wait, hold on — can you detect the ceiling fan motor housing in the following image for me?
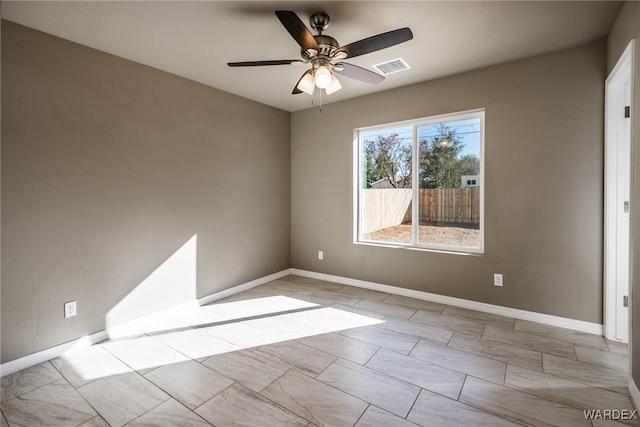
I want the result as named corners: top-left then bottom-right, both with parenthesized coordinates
top-left (302, 34), bottom-right (339, 60)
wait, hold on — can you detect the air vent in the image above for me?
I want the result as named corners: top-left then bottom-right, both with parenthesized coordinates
top-left (373, 57), bottom-right (411, 75)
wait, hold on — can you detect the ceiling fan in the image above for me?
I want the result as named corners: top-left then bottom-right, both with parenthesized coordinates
top-left (228, 10), bottom-right (413, 96)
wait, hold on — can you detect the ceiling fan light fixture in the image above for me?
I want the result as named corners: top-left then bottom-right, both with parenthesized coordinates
top-left (325, 74), bottom-right (342, 95)
top-left (436, 138), bottom-right (453, 148)
top-left (314, 65), bottom-right (333, 89)
top-left (297, 72), bottom-right (315, 95)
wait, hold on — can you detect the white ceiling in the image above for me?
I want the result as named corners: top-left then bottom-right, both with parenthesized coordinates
top-left (2, 1), bottom-right (622, 112)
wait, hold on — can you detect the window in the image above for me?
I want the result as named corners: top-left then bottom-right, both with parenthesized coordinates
top-left (356, 109), bottom-right (484, 253)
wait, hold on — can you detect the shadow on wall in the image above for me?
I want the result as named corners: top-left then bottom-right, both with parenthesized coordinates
top-left (105, 235), bottom-right (198, 332)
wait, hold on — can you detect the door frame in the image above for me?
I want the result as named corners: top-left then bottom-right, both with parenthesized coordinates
top-left (604, 39), bottom-right (635, 343)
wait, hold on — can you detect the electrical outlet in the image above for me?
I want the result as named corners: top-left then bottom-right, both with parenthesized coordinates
top-left (64, 301), bottom-right (77, 318)
top-left (318, 251), bottom-right (324, 260)
top-left (494, 273), bottom-right (504, 287)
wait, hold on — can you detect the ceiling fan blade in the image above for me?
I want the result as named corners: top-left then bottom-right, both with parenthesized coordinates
top-left (334, 62), bottom-right (385, 84)
top-left (275, 10), bottom-right (319, 52)
top-left (337, 27), bottom-right (413, 59)
top-left (227, 60), bottom-right (302, 67)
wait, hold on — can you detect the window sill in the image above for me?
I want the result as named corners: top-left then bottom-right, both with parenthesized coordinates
top-left (354, 240), bottom-right (484, 256)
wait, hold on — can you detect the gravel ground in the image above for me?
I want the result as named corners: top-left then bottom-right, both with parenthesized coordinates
top-left (364, 223), bottom-right (480, 247)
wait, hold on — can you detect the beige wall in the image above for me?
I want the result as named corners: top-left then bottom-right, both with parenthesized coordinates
top-left (1, 21), bottom-right (291, 363)
top-left (607, 0), bottom-right (640, 393)
top-left (291, 42), bottom-right (606, 324)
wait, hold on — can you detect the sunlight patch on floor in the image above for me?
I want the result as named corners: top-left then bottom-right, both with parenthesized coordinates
top-left (107, 295), bottom-right (320, 337)
top-left (61, 295), bottom-right (383, 383)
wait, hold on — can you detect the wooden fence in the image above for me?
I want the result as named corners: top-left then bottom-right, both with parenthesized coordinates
top-left (361, 189), bottom-right (412, 234)
top-left (418, 188), bottom-right (480, 225)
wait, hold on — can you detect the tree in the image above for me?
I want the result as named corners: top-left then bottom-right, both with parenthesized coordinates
top-left (418, 124), bottom-right (479, 188)
top-left (363, 134), bottom-right (412, 188)
top-left (457, 154), bottom-right (480, 176)
top-left (363, 125), bottom-right (479, 189)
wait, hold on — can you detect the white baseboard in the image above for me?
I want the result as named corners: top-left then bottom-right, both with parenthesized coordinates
top-left (0, 269), bottom-right (290, 377)
top-left (0, 330), bottom-right (109, 378)
top-left (630, 376), bottom-right (640, 410)
top-left (290, 269), bottom-right (604, 335)
top-left (197, 269), bottom-right (290, 306)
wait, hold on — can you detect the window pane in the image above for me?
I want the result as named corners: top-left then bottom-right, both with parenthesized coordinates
top-left (417, 117), bottom-right (481, 249)
top-left (360, 126), bottom-right (413, 244)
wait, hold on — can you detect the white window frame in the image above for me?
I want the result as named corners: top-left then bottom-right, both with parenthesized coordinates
top-left (354, 108), bottom-right (485, 254)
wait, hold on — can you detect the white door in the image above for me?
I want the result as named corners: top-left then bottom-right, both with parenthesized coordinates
top-left (615, 76), bottom-right (631, 341)
top-left (605, 40), bottom-right (634, 343)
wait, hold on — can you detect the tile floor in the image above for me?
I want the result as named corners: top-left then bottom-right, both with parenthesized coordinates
top-left (0, 275), bottom-right (636, 427)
